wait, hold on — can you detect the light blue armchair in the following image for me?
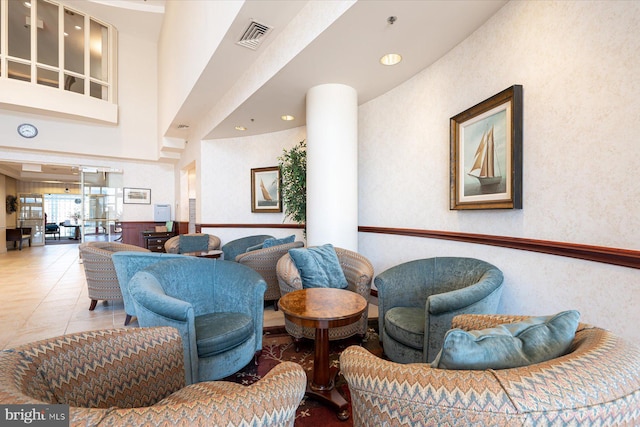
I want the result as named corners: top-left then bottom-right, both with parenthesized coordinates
top-left (221, 234), bottom-right (274, 262)
top-left (112, 251), bottom-right (185, 325)
top-left (375, 257), bottom-right (504, 364)
top-left (129, 257), bottom-right (267, 384)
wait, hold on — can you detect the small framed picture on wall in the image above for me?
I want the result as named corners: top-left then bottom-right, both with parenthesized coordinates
top-left (251, 167), bottom-right (282, 213)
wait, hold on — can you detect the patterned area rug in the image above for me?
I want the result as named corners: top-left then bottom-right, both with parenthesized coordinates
top-left (224, 322), bottom-right (383, 426)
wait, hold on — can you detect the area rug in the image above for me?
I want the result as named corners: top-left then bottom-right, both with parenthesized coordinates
top-left (224, 322), bottom-right (383, 426)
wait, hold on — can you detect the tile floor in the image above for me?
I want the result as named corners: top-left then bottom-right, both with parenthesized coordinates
top-left (0, 240), bottom-right (377, 350)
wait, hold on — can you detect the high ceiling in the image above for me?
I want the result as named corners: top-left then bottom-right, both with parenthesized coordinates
top-left (2, 0), bottom-right (508, 183)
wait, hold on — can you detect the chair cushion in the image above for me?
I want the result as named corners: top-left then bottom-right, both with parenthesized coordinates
top-left (288, 244), bottom-right (348, 289)
top-left (262, 235), bottom-right (295, 248)
top-left (179, 235), bottom-right (209, 253)
top-left (431, 310), bottom-right (580, 370)
top-left (194, 312), bottom-right (254, 357)
top-left (384, 307), bottom-right (425, 350)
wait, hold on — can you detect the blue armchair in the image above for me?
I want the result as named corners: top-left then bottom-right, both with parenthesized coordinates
top-left (221, 234), bottom-right (274, 262)
top-left (129, 257), bottom-right (267, 384)
top-left (112, 251), bottom-right (185, 325)
top-left (375, 257), bottom-right (504, 364)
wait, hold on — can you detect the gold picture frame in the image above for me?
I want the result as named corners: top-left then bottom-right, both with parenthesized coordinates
top-left (450, 85), bottom-right (523, 210)
top-left (251, 166), bottom-right (282, 213)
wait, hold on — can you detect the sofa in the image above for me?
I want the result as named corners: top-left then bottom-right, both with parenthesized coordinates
top-left (340, 313), bottom-right (640, 426)
top-left (0, 327), bottom-right (307, 427)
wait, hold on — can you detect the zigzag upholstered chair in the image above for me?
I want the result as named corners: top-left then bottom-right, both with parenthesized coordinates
top-left (340, 314), bottom-right (640, 426)
top-left (79, 242), bottom-right (150, 312)
top-left (164, 233), bottom-right (221, 255)
top-left (276, 247), bottom-right (374, 347)
top-left (0, 327), bottom-right (307, 427)
top-left (235, 240), bottom-right (304, 307)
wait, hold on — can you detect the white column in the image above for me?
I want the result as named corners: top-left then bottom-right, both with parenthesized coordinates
top-left (306, 84), bottom-right (358, 251)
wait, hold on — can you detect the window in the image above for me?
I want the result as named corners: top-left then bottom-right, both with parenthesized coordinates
top-left (0, 0), bottom-right (116, 102)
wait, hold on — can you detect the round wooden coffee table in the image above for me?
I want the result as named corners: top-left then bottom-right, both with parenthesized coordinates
top-left (278, 288), bottom-right (367, 421)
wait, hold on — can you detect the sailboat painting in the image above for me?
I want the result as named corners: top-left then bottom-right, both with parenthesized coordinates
top-left (251, 166), bottom-right (282, 213)
top-left (450, 85), bottom-right (523, 210)
top-left (463, 109), bottom-right (507, 196)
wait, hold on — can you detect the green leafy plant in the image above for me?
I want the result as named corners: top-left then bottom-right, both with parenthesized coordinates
top-left (278, 140), bottom-right (306, 229)
top-left (5, 195), bottom-right (17, 214)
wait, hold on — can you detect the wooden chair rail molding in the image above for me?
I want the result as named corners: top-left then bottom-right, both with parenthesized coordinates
top-left (199, 224), bottom-right (305, 229)
top-left (358, 226), bottom-right (640, 270)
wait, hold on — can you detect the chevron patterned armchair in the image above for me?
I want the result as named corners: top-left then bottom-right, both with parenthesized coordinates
top-left (340, 314), bottom-right (640, 426)
top-left (276, 247), bottom-right (374, 345)
top-left (0, 327), bottom-right (307, 427)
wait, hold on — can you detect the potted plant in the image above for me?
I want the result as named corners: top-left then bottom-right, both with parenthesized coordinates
top-left (5, 195), bottom-right (17, 214)
top-left (278, 140), bottom-right (306, 233)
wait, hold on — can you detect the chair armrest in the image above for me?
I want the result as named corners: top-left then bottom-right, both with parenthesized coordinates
top-left (339, 345), bottom-right (509, 410)
top-left (100, 361), bottom-right (307, 426)
top-left (130, 272), bottom-right (192, 321)
top-left (336, 248), bottom-right (374, 298)
top-left (427, 269), bottom-right (504, 315)
top-left (276, 254), bottom-right (304, 295)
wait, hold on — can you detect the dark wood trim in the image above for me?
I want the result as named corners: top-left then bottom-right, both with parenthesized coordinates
top-left (358, 226), bottom-right (640, 270)
top-left (198, 223), bottom-right (305, 229)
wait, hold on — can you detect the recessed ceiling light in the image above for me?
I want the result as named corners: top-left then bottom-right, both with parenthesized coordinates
top-left (75, 25), bottom-right (82, 30)
top-left (235, 126), bottom-right (247, 131)
top-left (24, 2), bottom-right (31, 8)
top-left (380, 53), bottom-right (402, 66)
top-left (281, 115), bottom-right (295, 121)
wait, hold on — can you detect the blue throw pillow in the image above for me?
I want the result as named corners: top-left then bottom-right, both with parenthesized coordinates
top-left (179, 234), bottom-right (209, 253)
top-left (262, 234), bottom-right (295, 248)
top-left (288, 244), bottom-right (348, 289)
top-left (431, 310), bottom-right (580, 370)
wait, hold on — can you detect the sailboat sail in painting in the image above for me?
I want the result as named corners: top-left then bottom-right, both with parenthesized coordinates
top-left (260, 179), bottom-right (273, 202)
top-left (468, 125), bottom-right (502, 189)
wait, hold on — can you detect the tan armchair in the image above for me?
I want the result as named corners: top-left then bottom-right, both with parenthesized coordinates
top-left (235, 240), bottom-right (304, 306)
top-left (276, 247), bottom-right (374, 344)
top-left (340, 314), bottom-right (640, 426)
top-left (79, 241), bottom-right (149, 314)
top-left (0, 327), bottom-right (307, 427)
top-left (164, 233), bottom-right (221, 255)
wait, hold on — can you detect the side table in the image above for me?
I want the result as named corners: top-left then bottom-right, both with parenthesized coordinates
top-left (278, 288), bottom-right (367, 421)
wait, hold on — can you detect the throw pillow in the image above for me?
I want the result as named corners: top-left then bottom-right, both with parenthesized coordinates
top-left (179, 234), bottom-right (210, 253)
top-left (262, 234), bottom-right (295, 248)
top-left (431, 310), bottom-right (580, 370)
top-left (288, 244), bottom-right (348, 289)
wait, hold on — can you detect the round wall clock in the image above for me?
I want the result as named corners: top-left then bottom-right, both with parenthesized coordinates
top-left (17, 123), bottom-right (38, 138)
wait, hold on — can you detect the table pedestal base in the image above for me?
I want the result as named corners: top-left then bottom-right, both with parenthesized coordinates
top-left (306, 366), bottom-right (349, 421)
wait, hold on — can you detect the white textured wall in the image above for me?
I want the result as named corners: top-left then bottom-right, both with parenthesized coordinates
top-left (199, 127), bottom-right (306, 245)
top-left (358, 1), bottom-right (640, 342)
top-left (0, 31), bottom-right (159, 161)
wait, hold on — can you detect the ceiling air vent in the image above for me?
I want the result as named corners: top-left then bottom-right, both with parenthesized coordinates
top-left (237, 20), bottom-right (272, 51)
